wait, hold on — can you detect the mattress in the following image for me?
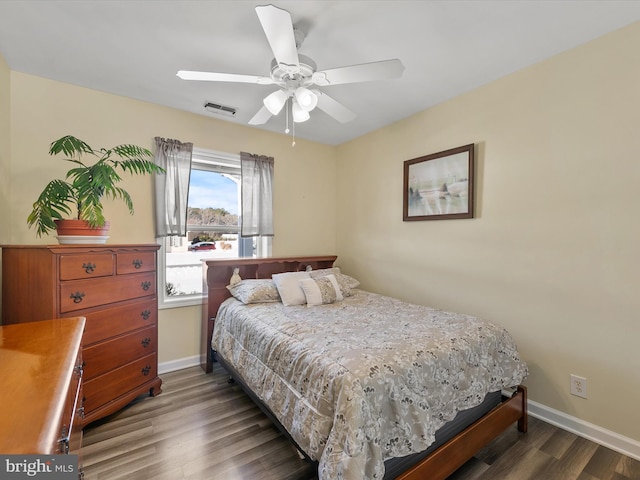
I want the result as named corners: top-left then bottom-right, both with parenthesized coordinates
top-left (212, 289), bottom-right (528, 480)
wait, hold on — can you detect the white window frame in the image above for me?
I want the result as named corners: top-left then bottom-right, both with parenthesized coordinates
top-left (157, 147), bottom-right (271, 309)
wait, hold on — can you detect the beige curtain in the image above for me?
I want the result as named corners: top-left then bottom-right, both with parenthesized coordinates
top-left (153, 137), bottom-right (193, 237)
top-left (240, 152), bottom-right (274, 237)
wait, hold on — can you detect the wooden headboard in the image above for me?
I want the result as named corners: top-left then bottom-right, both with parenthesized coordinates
top-left (200, 255), bottom-right (337, 372)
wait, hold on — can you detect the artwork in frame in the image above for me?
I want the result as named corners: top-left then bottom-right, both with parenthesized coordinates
top-left (403, 143), bottom-right (475, 221)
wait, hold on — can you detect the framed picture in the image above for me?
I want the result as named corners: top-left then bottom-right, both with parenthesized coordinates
top-left (403, 143), bottom-right (475, 221)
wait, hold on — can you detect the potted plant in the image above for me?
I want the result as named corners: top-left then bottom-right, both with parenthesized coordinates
top-left (27, 135), bottom-right (165, 242)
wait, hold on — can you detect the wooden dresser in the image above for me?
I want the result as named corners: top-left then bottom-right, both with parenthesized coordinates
top-left (1, 244), bottom-right (162, 426)
top-left (0, 317), bottom-right (84, 456)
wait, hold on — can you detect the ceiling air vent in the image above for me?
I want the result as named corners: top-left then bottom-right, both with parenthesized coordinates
top-left (204, 102), bottom-right (237, 117)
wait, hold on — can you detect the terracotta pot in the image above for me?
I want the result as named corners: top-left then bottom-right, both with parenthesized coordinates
top-left (55, 219), bottom-right (110, 244)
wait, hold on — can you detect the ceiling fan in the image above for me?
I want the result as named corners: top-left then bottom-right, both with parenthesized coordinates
top-left (177, 4), bottom-right (404, 128)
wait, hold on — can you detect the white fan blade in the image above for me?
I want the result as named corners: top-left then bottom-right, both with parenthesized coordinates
top-left (315, 92), bottom-right (357, 123)
top-left (255, 5), bottom-right (299, 74)
top-left (312, 59), bottom-right (404, 86)
top-left (248, 105), bottom-right (273, 125)
top-left (177, 70), bottom-right (273, 85)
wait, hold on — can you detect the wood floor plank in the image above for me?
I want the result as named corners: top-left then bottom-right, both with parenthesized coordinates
top-left (82, 365), bottom-right (639, 480)
top-left (584, 446), bottom-right (633, 480)
top-left (447, 456), bottom-right (491, 479)
top-left (539, 436), bottom-right (600, 480)
top-left (476, 439), bottom-right (554, 480)
top-left (616, 455), bottom-right (640, 479)
top-left (540, 425), bottom-right (582, 460)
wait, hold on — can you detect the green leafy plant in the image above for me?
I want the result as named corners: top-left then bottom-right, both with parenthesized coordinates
top-left (27, 135), bottom-right (165, 237)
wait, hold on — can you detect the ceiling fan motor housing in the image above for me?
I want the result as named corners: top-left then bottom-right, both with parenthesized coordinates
top-left (270, 55), bottom-right (317, 91)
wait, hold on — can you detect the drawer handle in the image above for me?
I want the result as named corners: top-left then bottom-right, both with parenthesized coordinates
top-left (141, 281), bottom-right (151, 291)
top-left (58, 436), bottom-right (70, 455)
top-left (133, 259), bottom-right (143, 269)
top-left (83, 262), bottom-right (96, 274)
top-left (141, 337), bottom-right (151, 348)
top-left (70, 291), bottom-right (85, 304)
top-left (58, 425), bottom-right (70, 454)
top-left (141, 365), bottom-right (151, 376)
top-left (77, 406), bottom-right (85, 420)
top-left (141, 309), bottom-right (151, 320)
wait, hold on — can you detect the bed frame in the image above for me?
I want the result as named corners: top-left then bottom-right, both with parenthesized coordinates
top-left (201, 255), bottom-right (528, 480)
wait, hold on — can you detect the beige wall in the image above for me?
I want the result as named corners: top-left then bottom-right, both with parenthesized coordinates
top-left (4, 72), bottom-right (337, 369)
top-left (336, 22), bottom-right (640, 441)
top-left (0, 53), bottom-right (10, 244)
top-left (7, 73), bottom-right (337, 250)
top-left (0, 53), bottom-right (9, 311)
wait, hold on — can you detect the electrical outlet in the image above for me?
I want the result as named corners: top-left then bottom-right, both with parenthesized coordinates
top-left (570, 374), bottom-right (587, 399)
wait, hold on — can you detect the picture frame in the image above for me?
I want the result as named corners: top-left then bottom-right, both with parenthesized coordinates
top-left (403, 143), bottom-right (475, 221)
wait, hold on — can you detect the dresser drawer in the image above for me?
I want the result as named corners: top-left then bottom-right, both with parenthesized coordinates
top-left (66, 298), bottom-right (157, 345)
top-left (59, 253), bottom-right (115, 280)
top-left (83, 326), bottom-right (156, 381)
top-left (60, 272), bottom-right (156, 313)
top-left (83, 353), bottom-right (157, 414)
top-left (116, 251), bottom-right (156, 274)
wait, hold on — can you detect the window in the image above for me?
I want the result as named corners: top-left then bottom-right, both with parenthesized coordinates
top-left (158, 148), bottom-right (270, 309)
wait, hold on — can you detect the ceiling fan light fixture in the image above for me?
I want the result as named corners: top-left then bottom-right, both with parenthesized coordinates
top-left (263, 89), bottom-right (288, 115)
top-left (292, 101), bottom-right (310, 123)
top-left (294, 87), bottom-right (318, 112)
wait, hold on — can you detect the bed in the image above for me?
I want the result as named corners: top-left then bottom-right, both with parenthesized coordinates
top-left (201, 255), bottom-right (528, 480)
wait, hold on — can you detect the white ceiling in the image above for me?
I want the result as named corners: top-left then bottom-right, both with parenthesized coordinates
top-left (1, 1), bottom-right (639, 146)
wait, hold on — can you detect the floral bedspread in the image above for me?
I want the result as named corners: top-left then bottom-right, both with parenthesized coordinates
top-left (212, 289), bottom-right (528, 480)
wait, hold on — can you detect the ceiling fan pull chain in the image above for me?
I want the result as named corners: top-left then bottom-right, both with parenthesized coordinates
top-left (285, 97), bottom-right (290, 134)
top-left (292, 118), bottom-right (296, 147)
top-left (291, 99), bottom-right (296, 147)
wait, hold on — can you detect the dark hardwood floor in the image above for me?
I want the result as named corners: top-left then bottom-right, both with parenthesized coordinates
top-left (82, 365), bottom-right (640, 480)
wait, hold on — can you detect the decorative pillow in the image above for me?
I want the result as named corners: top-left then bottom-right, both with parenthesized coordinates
top-left (272, 271), bottom-right (311, 306)
top-left (309, 267), bottom-right (360, 296)
top-left (299, 274), bottom-right (343, 307)
top-left (227, 279), bottom-right (281, 304)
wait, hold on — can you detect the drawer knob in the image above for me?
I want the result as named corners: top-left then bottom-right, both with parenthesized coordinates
top-left (141, 281), bottom-right (151, 291)
top-left (132, 259), bottom-right (143, 269)
top-left (141, 309), bottom-right (151, 320)
top-left (82, 262), bottom-right (96, 274)
top-left (141, 337), bottom-right (151, 348)
top-left (141, 365), bottom-right (151, 376)
top-left (70, 291), bottom-right (85, 304)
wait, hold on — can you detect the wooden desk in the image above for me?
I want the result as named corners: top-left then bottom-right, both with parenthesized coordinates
top-left (0, 317), bottom-right (84, 455)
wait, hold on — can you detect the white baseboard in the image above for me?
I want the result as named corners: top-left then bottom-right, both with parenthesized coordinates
top-left (158, 355), bottom-right (201, 375)
top-left (528, 399), bottom-right (640, 461)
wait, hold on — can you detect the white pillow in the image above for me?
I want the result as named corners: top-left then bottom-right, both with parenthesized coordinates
top-left (272, 271), bottom-right (311, 306)
top-left (299, 274), bottom-right (343, 306)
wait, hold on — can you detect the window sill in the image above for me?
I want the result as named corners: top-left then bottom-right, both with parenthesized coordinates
top-left (159, 294), bottom-right (204, 310)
